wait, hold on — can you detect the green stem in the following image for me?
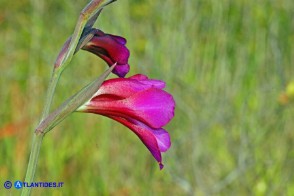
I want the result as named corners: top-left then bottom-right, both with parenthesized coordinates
top-left (22, 69), bottom-right (61, 196)
top-left (41, 70), bottom-right (62, 121)
top-left (21, 133), bottom-right (44, 196)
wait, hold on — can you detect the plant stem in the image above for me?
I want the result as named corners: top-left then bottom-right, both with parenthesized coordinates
top-left (41, 70), bottom-right (61, 121)
top-left (21, 133), bottom-right (44, 196)
top-left (22, 69), bottom-right (61, 196)
top-left (22, 1), bottom-right (116, 195)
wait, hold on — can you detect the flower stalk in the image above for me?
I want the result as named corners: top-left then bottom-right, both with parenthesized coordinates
top-left (22, 70), bottom-right (59, 196)
top-left (22, 0), bottom-right (175, 195)
top-left (22, 1), bottom-right (116, 195)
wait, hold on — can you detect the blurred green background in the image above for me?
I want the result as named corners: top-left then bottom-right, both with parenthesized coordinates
top-left (1, 0), bottom-right (294, 195)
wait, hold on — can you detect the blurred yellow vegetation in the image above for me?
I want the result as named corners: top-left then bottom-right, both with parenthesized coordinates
top-left (279, 81), bottom-right (294, 105)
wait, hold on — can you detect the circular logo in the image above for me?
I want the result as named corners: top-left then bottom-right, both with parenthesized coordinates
top-left (4, 181), bottom-right (12, 189)
top-left (14, 180), bottom-right (23, 189)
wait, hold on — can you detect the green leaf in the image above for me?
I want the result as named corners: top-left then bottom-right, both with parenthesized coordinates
top-left (36, 63), bottom-right (116, 135)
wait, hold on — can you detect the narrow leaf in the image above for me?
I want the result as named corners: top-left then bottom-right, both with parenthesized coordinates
top-left (36, 63), bottom-right (116, 135)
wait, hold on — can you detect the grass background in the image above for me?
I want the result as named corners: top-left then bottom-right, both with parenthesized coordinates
top-left (1, 0), bottom-right (294, 195)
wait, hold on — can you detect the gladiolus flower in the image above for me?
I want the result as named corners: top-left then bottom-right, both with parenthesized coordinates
top-left (55, 28), bottom-right (130, 78)
top-left (77, 74), bottom-right (175, 169)
top-left (82, 29), bottom-right (130, 78)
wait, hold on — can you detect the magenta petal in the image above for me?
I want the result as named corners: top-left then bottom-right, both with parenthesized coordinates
top-left (94, 76), bottom-right (165, 98)
top-left (122, 88), bottom-right (175, 128)
top-left (86, 50), bottom-right (128, 78)
top-left (139, 79), bottom-right (166, 89)
top-left (84, 35), bottom-right (130, 64)
top-left (151, 130), bottom-right (171, 152)
top-left (112, 64), bottom-right (130, 78)
top-left (109, 34), bottom-right (127, 45)
top-left (93, 29), bottom-right (126, 44)
top-left (130, 119), bottom-right (171, 152)
top-left (87, 88), bottom-right (175, 128)
top-left (129, 74), bottom-right (149, 80)
top-left (109, 116), bottom-right (165, 169)
top-left (129, 74), bottom-right (165, 89)
top-left (82, 30), bottom-right (130, 77)
top-left (96, 79), bottom-right (148, 98)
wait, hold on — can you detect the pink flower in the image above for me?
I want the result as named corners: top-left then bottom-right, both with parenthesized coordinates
top-left (82, 29), bottom-right (130, 78)
top-left (77, 74), bottom-right (175, 169)
top-left (55, 29), bottom-right (130, 78)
